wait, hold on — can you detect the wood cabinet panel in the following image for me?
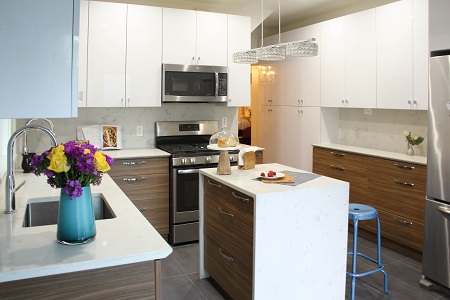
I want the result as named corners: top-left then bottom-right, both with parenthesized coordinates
top-left (109, 158), bottom-right (169, 235)
top-left (205, 235), bottom-right (252, 300)
top-left (204, 195), bottom-right (253, 271)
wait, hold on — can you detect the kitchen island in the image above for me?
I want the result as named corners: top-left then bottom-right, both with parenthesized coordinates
top-left (199, 163), bottom-right (350, 299)
top-left (0, 171), bottom-right (172, 299)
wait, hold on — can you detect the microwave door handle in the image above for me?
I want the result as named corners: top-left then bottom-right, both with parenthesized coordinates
top-left (215, 73), bottom-right (219, 97)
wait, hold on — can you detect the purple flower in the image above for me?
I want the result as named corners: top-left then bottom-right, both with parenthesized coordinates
top-left (64, 180), bottom-right (83, 198)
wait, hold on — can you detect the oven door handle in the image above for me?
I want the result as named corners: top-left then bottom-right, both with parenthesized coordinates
top-left (177, 169), bottom-right (200, 174)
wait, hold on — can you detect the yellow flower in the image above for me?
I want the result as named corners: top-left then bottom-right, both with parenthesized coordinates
top-left (47, 144), bottom-right (64, 161)
top-left (47, 152), bottom-right (70, 173)
top-left (413, 136), bottom-right (419, 141)
top-left (84, 148), bottom-right (90, 154)
top-left (94, 151), bottom-right (110, 172)
top-left (403, 130), bottom-right (410, 137)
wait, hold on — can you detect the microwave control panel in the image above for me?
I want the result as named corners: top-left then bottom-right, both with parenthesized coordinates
top-left (218, 73), bottom-right (227, 96)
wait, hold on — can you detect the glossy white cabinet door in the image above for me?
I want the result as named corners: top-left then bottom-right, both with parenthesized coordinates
top-left (346, 9), bottom-right (376, 108)
top-left (299, 24), bottom-right (321, 107)
top-left (0, 0), bottom-right (79, 118)
top-left (271, 106), bottom-right (287, 165)
top-left (283, 29), bottom-right (302, 107)
top-left (257, 106), bottom-right (271, 162)
top-left (77, 0), bottom-right (88, 108)
top-left (88, 2), bottom-right (126, 107)
top-left (284, 108), bottom-right (302, 169)
top-left (376, 0), bottom-right (413, 109)
top-left (412, 0), bottom-right (429, 110)
top-left (196, 11), bottom-right (227, 66)
top-left (299, 107), bottom-right (321, 172)
top-left (162, 8), bottom-right (197, 65)
top-left (126, 5), bottom-right (162, 107)
top-left (320, 17), bottom-right (346, 108)
top-left (227, 14), bottom-right (251, 107)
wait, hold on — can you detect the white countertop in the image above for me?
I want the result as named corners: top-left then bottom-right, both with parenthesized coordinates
top-left (0, 172), bottom-right (172, 283)
top-left (313, 143), bottom-right (427, 165)
top-left (102, 148), bottom-right (170, 159)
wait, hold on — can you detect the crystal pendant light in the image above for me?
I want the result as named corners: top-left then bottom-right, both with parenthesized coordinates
top-left (256, 0), bottom-right (285, 61)
top-left (286, 40), bottom-right (319, 57)
top-left (233, 51), bottom-right (258, 64)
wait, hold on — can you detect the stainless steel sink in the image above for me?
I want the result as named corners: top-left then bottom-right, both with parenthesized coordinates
top-left (23, 193), bottom-right (115, 227)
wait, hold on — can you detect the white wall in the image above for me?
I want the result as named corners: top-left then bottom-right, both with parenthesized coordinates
top-left (16, 104), bottom-right (238, 154)
top-left (338, 108), bottom-right (428, 156)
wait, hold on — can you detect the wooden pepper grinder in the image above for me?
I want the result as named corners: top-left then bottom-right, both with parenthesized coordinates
top-left (217, 149), bottom-right (231, 175)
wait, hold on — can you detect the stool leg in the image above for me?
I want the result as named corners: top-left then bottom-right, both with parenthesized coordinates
top-left (351, 218), bottom-right (359, 300)
top-left (376, 216), bottom-right (388, 294)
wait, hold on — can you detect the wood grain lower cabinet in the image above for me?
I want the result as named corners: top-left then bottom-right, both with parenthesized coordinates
top-left (109, 157), bottom-right (169, 235)
top-left (204, 178), bottom-right (254, 300)
top-left (313, 146), bottom-right (426, 258)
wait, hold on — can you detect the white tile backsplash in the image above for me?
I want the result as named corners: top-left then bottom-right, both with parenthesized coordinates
top-left (338, 108), bottom-right (428, 156)
top-left (16, 104), bottom-right (238, 154)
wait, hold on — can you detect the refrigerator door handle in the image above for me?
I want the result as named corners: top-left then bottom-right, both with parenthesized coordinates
top-left (436, 205), bottom-right (450, 217)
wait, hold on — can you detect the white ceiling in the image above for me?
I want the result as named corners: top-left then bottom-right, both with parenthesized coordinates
top-left (96, 0), bottom-right (398, 33)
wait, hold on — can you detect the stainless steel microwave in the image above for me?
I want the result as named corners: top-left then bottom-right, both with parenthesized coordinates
top-left (162, 64), bottom-right (228, 103)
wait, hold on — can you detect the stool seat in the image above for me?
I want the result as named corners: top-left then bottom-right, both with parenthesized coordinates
top-left (349, 203), bottom-right (378, 220)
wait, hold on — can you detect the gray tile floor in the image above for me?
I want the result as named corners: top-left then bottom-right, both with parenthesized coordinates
top-left (161, 239), bottom-right (450, 299)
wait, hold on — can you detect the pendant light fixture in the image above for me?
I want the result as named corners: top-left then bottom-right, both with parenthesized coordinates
top-left (233, 0), bottom-right (318, 64)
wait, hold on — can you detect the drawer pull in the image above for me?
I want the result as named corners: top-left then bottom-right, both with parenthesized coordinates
top-left (393, 217), bottom-right (413, 225)
top-left (331, 152), bottom-right (345, 157)
top-left (123, 177), bottom-right (146, 182)
top-left (219, 207), bottom-right (234, 218)
top-left (207, 180), bottom-right (221, 188)
top-left (138, 207), bottom-right (148, 212)
top-left (394, 164), bottom-right (415, 170)
top-left (122, 161), bottom-right (147, 165)
top-left (436, 205), bottom-right (450, 216)
top-left (256, 153), bottom-right (262, 157)
top-left (218, 248), bottom-right (234, 262)
top-left (232, 192), bottom-right (250, 203)
top-left (394, 179), bottom-right (414, 187)
top-left (330, 165), bottom-right (345, 171)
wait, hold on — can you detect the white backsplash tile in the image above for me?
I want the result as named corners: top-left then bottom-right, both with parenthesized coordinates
top-left (338, 108), bottom-right (428, 157)
top-left (16, 104), bottom-right (238, 154)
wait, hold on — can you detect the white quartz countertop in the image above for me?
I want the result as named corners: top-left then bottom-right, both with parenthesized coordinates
top-left (200, 163), bottom-right (346, 198)
top-left (102, 148), bottom-right (170, 159)
top-left (313, 143), bottom-right (427, 165)
top-left (0, 172), bottom-right (172, 283)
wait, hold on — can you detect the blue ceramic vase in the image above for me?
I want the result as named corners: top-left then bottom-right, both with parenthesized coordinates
top-left (57, 186), bottom-right (96, 245)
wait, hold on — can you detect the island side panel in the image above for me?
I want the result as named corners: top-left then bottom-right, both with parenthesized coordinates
top-left (199, 173), bottom-right (208, 278)
top-left (253, 182), bottom-right (349, 299)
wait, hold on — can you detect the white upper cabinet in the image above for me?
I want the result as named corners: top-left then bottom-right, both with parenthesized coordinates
top-left (345, 9), bottom-right (376, 108)
top-left (320, 17), bottom-right (346, 108)
top-left (376, 0), bottom-right (428, 110)
top-left (88, 2), bottom-right (127, 107)
top-left (162, 8), bottom-right (227, 66)
top-left (227, 14), bottom-right (251, 107)
top-left (126, 5), bottom-right (162, 107)
top-left (87, 2), bottom-right (162, 107)
top-left (0, 0), bottom-right (80, 119)
top-left (77, 0), bottom-right (89, 108)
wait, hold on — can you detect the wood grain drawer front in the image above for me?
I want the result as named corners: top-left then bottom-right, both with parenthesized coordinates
top-left (205, 195), bottom-right (253, 271)
top-left (367, 169), bottom-right (425, 222)
top-left (358, 209), bottom-right (424, 252)
top-left (368, 157), bottom-right (426, 186)
top-left (205, 235), bottom-right (252, 300)
top-left (204, 178), bottom-right (254, 221)
top-left (110, 158), bottom-right (169, 176)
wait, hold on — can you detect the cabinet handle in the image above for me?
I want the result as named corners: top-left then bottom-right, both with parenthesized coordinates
top-left (331, 152), bottom-right (345, 157)
top-left (123, 177), bottom-right (146, 182)
top-left (256, 152), bottom-right (262, 157)
top-left (436, 205), bottom-right (450, 216)
top-left (231, 192), bottom-right (250, 203)
top-left (394, 179), bottom-right (414, 187)
top-left (122, 161), bottom-right (147, 165)
top-left (197, 56), bottom-right (200, 64)
top-left (331, 165), bottom-right (345, 171)
top-left (127, 98), bottom-right (130, 105)
top-left (192, 56), bottom-right (195, 64)
top-left (207, 179), bottom-right (221, 188)
top-left (218, 248), bottom-right (234, 262)
top-left (219, 207), bottom-right (234, 218)
top-left (138, 207), bottom-right (148, 212)
top-left (394, 164), bottom-right (415, 170)
top-left (393, 217), bottom-right (413, 225)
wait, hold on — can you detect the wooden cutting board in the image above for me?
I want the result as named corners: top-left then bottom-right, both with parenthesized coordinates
top-left (260, 173), bottom-right (294, 183)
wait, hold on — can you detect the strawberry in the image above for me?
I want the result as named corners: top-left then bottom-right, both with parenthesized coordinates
top-left (267, 170), bottom-right (274, 177)
top-left (260, 172), bottom-right (265, 177)
top-left (273, 171), bottom-right (277, 175)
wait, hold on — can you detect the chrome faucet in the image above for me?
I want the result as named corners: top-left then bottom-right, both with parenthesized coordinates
top-left (5, 125), bottom-right (58, 214)
top-left (23, 118), bottom-right (54, 154)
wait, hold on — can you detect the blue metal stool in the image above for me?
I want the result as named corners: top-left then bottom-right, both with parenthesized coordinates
top-left (347, 203), bottom-right (388, 300)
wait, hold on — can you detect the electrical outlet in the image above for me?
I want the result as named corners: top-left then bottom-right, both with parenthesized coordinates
top-left (222, 117), bottom-right (227, 128)
top-left (136, 126), bottom-right (143, 137)
top-left (364, 108), bottom-right (372, 115)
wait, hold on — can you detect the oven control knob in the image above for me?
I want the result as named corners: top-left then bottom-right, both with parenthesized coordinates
top-left (190, 157), bottom-right (196, 164)
top-left (205, 156), bottom-right (211, 163)
top-left (229, 155), bottom-right (234, 162)
top-left (181, 158), bottom-right (187, 165)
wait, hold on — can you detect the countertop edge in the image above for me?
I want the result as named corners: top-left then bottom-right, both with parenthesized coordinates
top-left (313, 143), bottom-right (427, 165)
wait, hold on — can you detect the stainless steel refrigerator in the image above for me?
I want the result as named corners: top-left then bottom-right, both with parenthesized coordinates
top-left (422, 49), bottom-right (450, 290)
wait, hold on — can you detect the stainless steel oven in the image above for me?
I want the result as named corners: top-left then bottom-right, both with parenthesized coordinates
top-left (155, 121), bottom-right (238, 244)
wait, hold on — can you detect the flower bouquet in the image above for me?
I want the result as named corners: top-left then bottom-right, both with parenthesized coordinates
top-left (31, 141), bottom-right (114, 198)
top-left (403, 130), bottom-right (424, 146)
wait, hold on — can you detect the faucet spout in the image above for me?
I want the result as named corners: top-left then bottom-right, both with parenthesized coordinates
top-left (4, 125), bottom-right (58, 214)
top-left (23, 118), bottom-right (54, 154)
